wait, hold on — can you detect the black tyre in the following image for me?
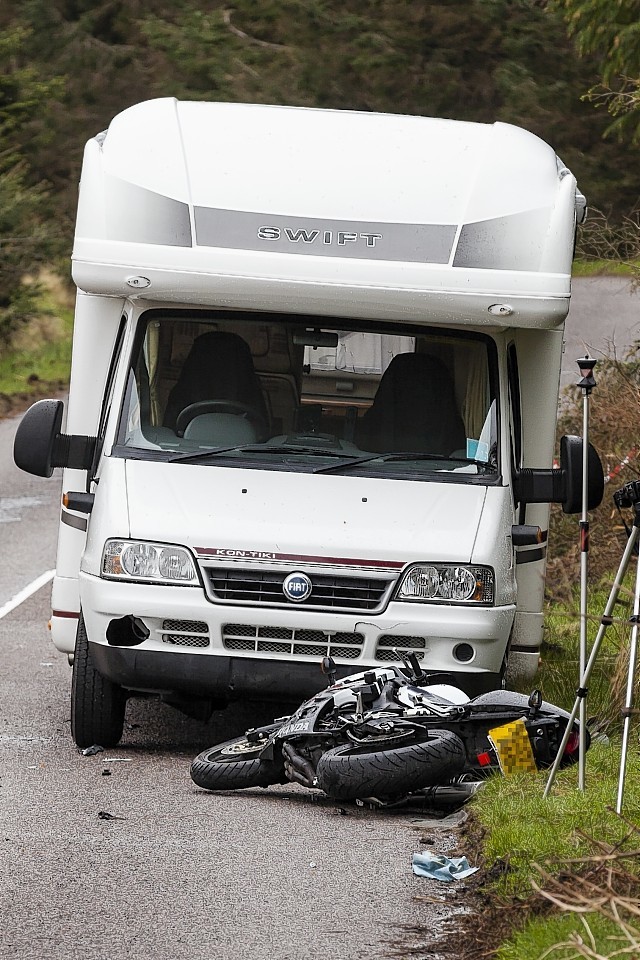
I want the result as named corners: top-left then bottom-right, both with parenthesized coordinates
top-left (315, 728), bottom-right (466, 800)
top-left (191, 734), bottom-right (284, 791)
top-left (71, 614), bottom-right (127, 749)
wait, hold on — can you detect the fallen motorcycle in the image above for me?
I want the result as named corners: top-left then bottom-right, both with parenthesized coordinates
top-left (190, 655), bottom-right (588, 804)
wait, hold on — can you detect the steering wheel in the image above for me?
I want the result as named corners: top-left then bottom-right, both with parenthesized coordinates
top-left (175, 401), bottom-right (268, 440)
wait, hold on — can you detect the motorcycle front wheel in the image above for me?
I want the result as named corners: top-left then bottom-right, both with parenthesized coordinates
top-left (315, 728), bottom-right (466, 801)
top-left (191, 730), bottom-right (284, 792)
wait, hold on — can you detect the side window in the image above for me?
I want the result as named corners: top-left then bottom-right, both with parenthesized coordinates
top-left (91, 314), bottom-right (128, 478)
top-left (507, 342), bottom-right (522, 472)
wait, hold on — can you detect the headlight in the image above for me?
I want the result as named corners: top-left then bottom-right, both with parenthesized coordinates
top-left (396, 564), bottom-right (494, 604)
top-left (101, 540), bottom-right (199, 585)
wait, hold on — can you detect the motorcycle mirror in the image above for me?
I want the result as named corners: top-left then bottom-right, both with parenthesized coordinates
top-left (528, 689), bottom-right (543, 716)
top-left (406, 651), bottom-right (428, 684)
top-left (394, 648), bottom-right (413, 675)
top-left (394, 648), bottom-right (427, 684)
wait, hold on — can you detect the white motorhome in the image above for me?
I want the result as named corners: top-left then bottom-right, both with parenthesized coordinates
top-left (14, 99), bottom-right (603, 747)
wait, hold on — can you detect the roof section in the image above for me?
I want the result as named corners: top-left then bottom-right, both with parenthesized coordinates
top-left (72, 99), bottom-right (582, 328)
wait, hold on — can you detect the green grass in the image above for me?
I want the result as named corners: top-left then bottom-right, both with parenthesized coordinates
top-left (473, 583), bottom-right (640, 960)
top-left (473, 745), bottom-right (640, 896)
top-left (536, 584), bottom-right (633, 725)
top-left (0, 284), bottom-right (73, 400)
top-left (572, 258), bottom-right (638, 277)
top-left (495, 913), bottom-right (628, 960)
top-left (472, 746), bottom-right (640, 958)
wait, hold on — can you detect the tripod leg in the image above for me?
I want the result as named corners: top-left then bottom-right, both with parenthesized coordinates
top-left (544, 521), bottom-right (640, 798)
top-left (578, 379), bottom-right (593, 790)
top-left (579, 523), bottom-right (588, 790)
top-left (616, 551), bottom-right (640, 814)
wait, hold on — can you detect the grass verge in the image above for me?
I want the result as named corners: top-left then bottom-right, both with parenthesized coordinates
top-left (0, 273), bottom-right (74, 415)
top-left (572, 258), bottom-right (637, 277)
top-left (539, 581), bottom-right (636, 728)
top-left (468, 746), bottom-right (640, 960)
top-left (472, 745), bottom-right (640, 898)
top-left (459, 586), bottom-right (640, 960)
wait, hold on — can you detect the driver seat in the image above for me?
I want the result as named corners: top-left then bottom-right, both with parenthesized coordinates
top-left (163, 331), bottom-right (269, 441)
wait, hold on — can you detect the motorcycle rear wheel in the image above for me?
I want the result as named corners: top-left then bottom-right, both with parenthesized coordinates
top-left (191, 731), bottom-right (284, 791)
top-left (315, 728), bottom-right (466, 800)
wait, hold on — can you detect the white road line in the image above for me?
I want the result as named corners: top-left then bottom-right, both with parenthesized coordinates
top-left (0, 569), bottom-right (55, 620)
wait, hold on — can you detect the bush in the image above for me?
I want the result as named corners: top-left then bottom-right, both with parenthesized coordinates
top-left (547, 345), bottom-right (640, 601)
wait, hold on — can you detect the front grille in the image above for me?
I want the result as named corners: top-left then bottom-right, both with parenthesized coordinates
top-left (223, 623), bottom-right (364, 659)
top-left (375, 635), bottom-right (427, 662)
top-left (160, 619), bottom-right (210, 648)
top-left (258, 626), bottom-right (292, 640)
top-left (203, 567), bottom-right (392, 611)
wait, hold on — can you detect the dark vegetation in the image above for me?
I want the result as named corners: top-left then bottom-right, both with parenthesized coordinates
top-left (2, 0), bottom-right (640, 343)
top-left (548, 347), bottom-right (640, 600)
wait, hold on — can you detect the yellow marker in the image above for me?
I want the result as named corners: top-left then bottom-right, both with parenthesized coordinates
top-left (488, 718), bottom-right (538, 775)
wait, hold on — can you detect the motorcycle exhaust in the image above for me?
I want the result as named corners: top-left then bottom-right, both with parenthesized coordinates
top-left (422, 782), bottom-right (484, 805)
top-left (354, 780), bottom-right (485, 810)
top-left (282, 742), bottom-right (317, 788)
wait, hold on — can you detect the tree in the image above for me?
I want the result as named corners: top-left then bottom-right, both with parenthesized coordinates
top-left (2, 0), bottom-right (640, 310)
top-left (552, 0), bottom-right (640, 84)
top-left (0, 24), bottom-right (64, 341)
top-left (551, 0), bottom-right (640, 142)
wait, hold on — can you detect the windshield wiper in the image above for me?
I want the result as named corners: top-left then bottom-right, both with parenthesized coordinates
top-left (312, 451), bottom-right (448, 475)
top-left (250, 445), bottom-right (353, 457)
top-left (169, 444), bottom-right (259, 463)
top-left (315, 451), bottom-right (499, 475)
top-left (169, 443), bottom-right (354, 464)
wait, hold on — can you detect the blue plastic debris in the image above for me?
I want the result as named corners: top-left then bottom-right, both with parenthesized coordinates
top-left (412, 851), bottom-right (479, 882)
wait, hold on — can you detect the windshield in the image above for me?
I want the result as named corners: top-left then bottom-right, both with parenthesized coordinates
top-left (115, 310), bottom-right (499, 481)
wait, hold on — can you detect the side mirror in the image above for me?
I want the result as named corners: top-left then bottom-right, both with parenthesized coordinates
top-left (514, 434), bottom-right (604, 515)
top-left (559, 434), bottom-right (604, 514)
top-left (13, 399), bottom-right (96, 477)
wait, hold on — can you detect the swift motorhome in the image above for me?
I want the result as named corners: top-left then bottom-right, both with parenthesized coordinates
top-left (14, 99), bottom-right (603, 747)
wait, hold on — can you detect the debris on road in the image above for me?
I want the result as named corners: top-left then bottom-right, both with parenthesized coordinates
top-left (411, 810), bottom-right (468, 830)
top-left (412, 851), bottom-right (479, 882)
top-left (81, 744), bottom-right (104, 756)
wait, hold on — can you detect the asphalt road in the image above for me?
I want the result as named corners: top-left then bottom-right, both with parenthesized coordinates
top-left (0, 415), bottom-right (466, 960)
top-left (562, 276), bottom-right (640, 390)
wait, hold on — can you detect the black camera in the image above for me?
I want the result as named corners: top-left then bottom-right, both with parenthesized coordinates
top-left (613, 480), bottom-right (640, 509)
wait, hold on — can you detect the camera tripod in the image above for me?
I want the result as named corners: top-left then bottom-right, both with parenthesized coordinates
top-left (544, 490), bottom-right (640, 813)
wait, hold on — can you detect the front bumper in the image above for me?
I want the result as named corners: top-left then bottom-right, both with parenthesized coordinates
top-left (78, 573), bottom-right (516, 698)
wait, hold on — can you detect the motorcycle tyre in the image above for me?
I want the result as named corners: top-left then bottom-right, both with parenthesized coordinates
top-left (315, 728), bottom-right (466, 801)
top-left (191, 730), bottom-right (284, 792)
